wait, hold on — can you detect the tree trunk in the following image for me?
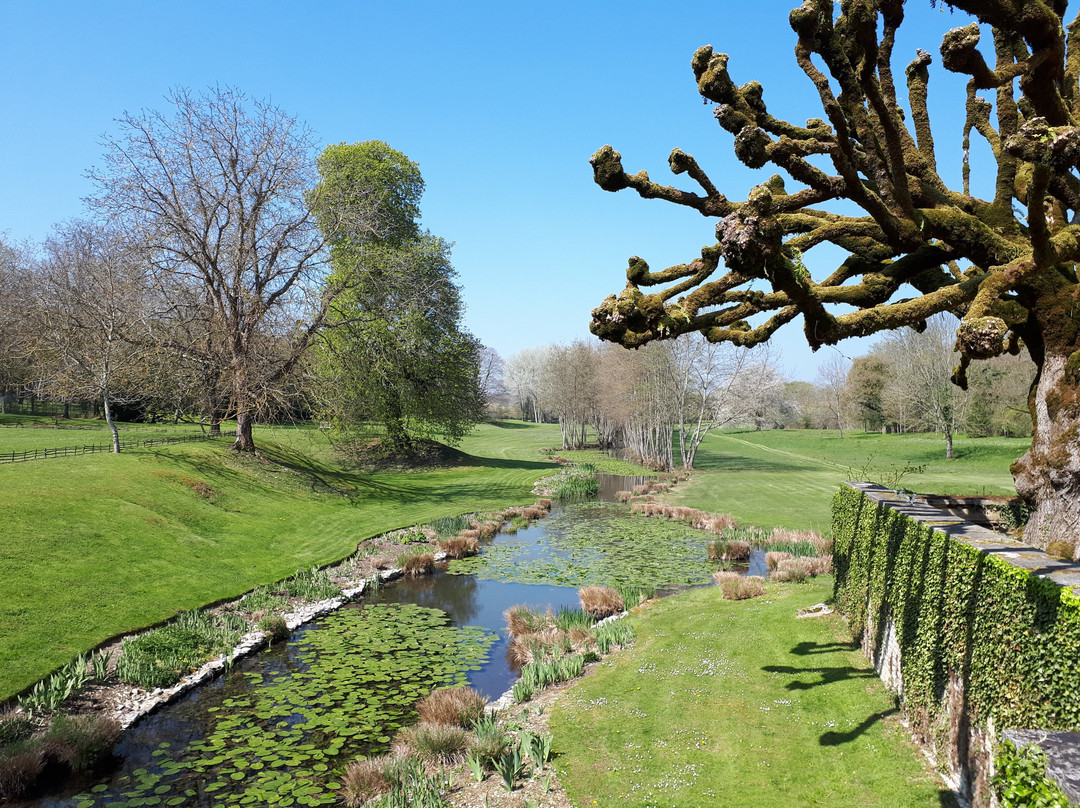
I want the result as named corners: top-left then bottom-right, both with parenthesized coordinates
top-left (945, 431), bottom-right (954, 460)
top-left (102, 395), bottom-right (120, 453)
top-left (1012, 350), bottom-right (1080, 552)
top-left (233, 410), bottom-right (256, 452)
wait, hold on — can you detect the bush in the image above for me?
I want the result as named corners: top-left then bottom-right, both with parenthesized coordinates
top-left (578, 587), bottom-right (624, 619)
top-left (396, 721), bottom-right (468, 761)
top-left (416, 687), bottom-right (487, 727)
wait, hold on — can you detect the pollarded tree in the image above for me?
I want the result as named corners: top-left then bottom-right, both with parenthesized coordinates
top-left (590, 1), bottom-right (1080, 550)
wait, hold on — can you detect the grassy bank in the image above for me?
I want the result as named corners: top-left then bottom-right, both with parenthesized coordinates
top-left (0, 420), bottom-right (562, 701)
top-left (552, 579), bottom-right (952, 807)
top-left (666, 430), bottom-right (1027, 532)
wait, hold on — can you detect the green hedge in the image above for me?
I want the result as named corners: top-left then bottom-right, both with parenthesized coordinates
top-left (832, 485), bottom-right (1080, 732)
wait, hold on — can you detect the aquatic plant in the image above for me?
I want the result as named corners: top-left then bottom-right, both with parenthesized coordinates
top-left (340, 756), bottom-right (392, 806)
top-left (368, 760), bottom-right (451, 808)
top-left (544, 465), bottom-right (599, 499)
top-left (90, 650), bottom-right (113, 682)
top-left (465, 749), bottom-right (485, 782)
top-left (237, 585), bottom-right (290, 615)
top-left (437, 536), bottom-right (479, 559)
top-left (450, 502), bottom-right (719, 590)
top-left (429, 513), bottom-right (472, 539)
top-left (520, 730), bottom-right (554, 771)
top-left (553, 606), bottom-right (594, 632)
top-left (766, 551), bottom-right (794, 571)
top-left (772, 561), bottom-right (810, 583)
top-left (614, 584), bottom-right (654, 608)
top-left (74, 604), bottom-right (494, 806)
top-left (512, 680), bottom-right (535, 703)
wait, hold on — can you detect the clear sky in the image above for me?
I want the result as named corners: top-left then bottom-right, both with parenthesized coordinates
top-left (0, 1), bottom-right (1011, 380)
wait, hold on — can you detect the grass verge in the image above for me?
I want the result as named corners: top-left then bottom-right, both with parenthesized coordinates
top-left (667, 430), bottom-right (1027, 532)
top-left (551, 578), bottom-right (954, 807)
top-left (0, 420), bottom-right (562, 701)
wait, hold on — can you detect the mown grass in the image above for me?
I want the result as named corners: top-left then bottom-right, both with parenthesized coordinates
top-left (552, 579), bottom-right (953, 808)
top-left (667, 429), bottom-right (1027, 533)
top-left (0, 419), bottom-right (563, 701)
top-left (548, 448), bottom-right (652, 476)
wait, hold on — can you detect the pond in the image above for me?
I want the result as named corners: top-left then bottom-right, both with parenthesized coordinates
top-left (27, 473), bottom-right (727, 807)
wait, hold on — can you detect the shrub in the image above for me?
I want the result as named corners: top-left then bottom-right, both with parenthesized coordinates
top-left (258, 614), bottom-right (290, 643)
top-left (579, 586), bottom-right (624, 619)
top-left (0, 741), bottom-right (44, 801)
top-left (42, 714), bottom-right (120, 771)
top-left (396, 722), bottom-right (468, 762)
top-left (714, 572), bottom-right (766, 600)
top-left (416, 687), bottom-right (487, 727)
top-left (398, 551), bottom-right (435, 578)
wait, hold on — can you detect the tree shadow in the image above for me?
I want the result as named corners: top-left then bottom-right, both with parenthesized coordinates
top-left (790, 639), bottom-right (860, 656)
top-left (818, 707), bottom-right (899, 745)
top-left (762, 663), bottom-right (877, 690)
top-left (487, 420), bottom-right (534, 429)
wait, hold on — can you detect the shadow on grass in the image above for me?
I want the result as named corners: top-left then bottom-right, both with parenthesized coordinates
top-left (818, 707), bottom-right (899, 746)
top-left (762, 663), bottom-right (877, 690)
top-left (790, 639), bottom-right (861, 656)
top-left (487, 420), bottom-right (534, 429)
top-left (690, 455), bottom-right (811, 473)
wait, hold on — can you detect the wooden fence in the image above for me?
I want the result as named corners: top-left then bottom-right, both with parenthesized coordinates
top-left (0, 434), bottom-right (226, 464)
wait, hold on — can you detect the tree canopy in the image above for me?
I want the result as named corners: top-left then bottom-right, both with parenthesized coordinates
top-left (589, 0), bottom-right (1080, 551)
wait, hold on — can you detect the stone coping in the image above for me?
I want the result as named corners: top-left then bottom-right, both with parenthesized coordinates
top-left (1003, 730), bottom-right (1080, 805)
top-left (847, 482), bottom-right (1080, 595)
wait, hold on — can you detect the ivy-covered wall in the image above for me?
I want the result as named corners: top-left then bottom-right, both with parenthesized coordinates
top-left (833, 484), bottom-right (1080, 804)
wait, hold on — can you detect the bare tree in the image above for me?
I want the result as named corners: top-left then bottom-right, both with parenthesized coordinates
top-left (880, 316), bottom-right (969, 459)
top-left (477, 346), bottom-right (506, 407)
top-left (30, 222), bottom-right (151, 451)
top-left (504, 347), bottom-right (552, 423)
top-left (0, 237), bottom-right (35, 412)
top-left (89, 87), bottom-right (328, 452)
top-left (817, 354), bottom-right (851, 438)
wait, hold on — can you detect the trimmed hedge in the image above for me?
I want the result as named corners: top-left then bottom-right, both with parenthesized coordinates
top-left (832, 485), bottom-right (1080, 733)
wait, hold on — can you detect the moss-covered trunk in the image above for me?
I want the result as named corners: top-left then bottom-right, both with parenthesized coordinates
top-left (1012, 346), bottom-right (1080, 553)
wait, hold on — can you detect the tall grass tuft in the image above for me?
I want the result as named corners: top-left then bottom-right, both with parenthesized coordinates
top-left (42, 715), bottom-right (121, 771)
top-left (397, 550), bottom-right (435, 578)
top-left (116, 610), bottom-right (242, 689)
top-left (437, 536), bottom-right (479, 559)
top-left (429, 513), bottom-right (472, 539)
top-left (282, 566), bottom-right (341, 600)
top-left (416, 687), bottom-right (487, 727)
top-left (714, 572), bottom-right (767, 600)
top-left (554, 606), bottom-right (595, 632)
top-left (592, 620), bottom-right (635, 654)
top-left (395, 721), bottom-right (468, 762)
top-left (615, 584), bottom-right (655, 609)
top-left (578, 586), bottom-right (624, 619)
top-left (0, 741), bottom-right (45, 801)
top-left (545, 465), bottom-right (599, 499)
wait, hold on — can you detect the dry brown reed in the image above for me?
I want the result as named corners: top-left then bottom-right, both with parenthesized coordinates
top-left (766, 551), bottom-right (794, 571)
top-left (707, 540), bottom-right (750, 562)
top-left (438, 536), bottom-right (480, 559)
top-left (772, 559), bottom-right (810, 583)
top-left (535, 498), bottom-right (552, 510)
top-left (460, 529), bottom-right (481, 540)
top-left (400, 552), bottom-right (435, 578)
top-left (0, 748), bottom-right (44, 801)
top-left (416, 686), bottom-right (487, 727)
top-left (714, 572), bottom-right (767, 600)
top-left (504, 604), bottom-right (554, 638)
top-left (615, 490), bottom-right (633, 503)
top-left (476, 521), bottom-right (500, 539)
top-left (339, 757), bottom-right (391, 807)
top-left (579, 586), bottom-right (624, 619)
top-left (395, 721), bottom-right (468, 762)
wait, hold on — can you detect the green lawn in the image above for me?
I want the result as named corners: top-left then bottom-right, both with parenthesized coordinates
top-left (553, 579), bottom-right (952, 808)
top-left (667, 429), bottom-right (1028, 533)
top-left (0, 420), bottom-right (562, 701)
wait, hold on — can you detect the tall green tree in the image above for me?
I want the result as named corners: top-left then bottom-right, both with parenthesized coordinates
top-left (312, 142), bottom-right (483, 451)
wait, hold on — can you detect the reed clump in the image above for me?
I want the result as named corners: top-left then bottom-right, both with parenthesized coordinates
top-left (579, 587), bottom-right (624, 620)
top-left (416, 687), bottom-right (487, 728)
top-left (714, 572), bottom-right (767, 600)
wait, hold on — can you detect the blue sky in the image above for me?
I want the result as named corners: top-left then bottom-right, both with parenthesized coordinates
top-left (1, 1), bottom-right (1005, 380)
